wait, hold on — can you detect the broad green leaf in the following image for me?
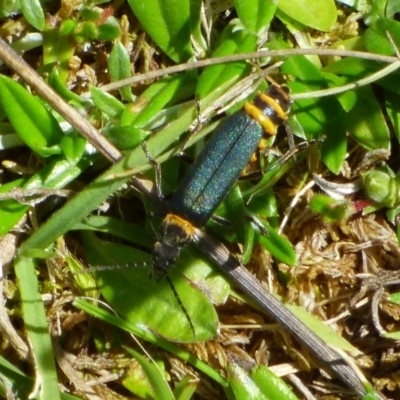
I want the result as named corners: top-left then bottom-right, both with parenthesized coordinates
top-left (74, 214), bottom-right (229, 308)
top-left (179, 247), bottom-right (230, 306)
top-left (375, 69), bottom-right (400, 96)
top-left (320, 123), bottom-right (347, 176)
top-left (20, 0), bottom-right (44, 30)
top-left (82, 233), bottom-right (219, 343)
top-left (277, 0), bottom-right (336, 32)
top-left (364, 18), bottom-right (400, 56)
top-left (346, 86), bottom-right (390, 150)
top-left (323, 57), bottom-right (380, 78)
top-left (127, 0), bottom-right (193, 63)
top-left (282, 56), bottom-right (347, 173)
top-left (322, 72), bottom-right (357, 112)
top-left (0, 75), bottom-right (63, 157)
top-left (234, 0), bottom-right (277, 35)
top-left (108, 41), bottom-right (133, 101)
top-left (0, 178), bottom-right (28, 235)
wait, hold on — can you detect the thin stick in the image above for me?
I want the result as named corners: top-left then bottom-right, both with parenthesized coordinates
top-left (99, 48), bottom-right (398, 92)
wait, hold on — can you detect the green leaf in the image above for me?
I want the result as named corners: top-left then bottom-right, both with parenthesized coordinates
top-left (103, 125), bottom-right (147, 150)
top-left (282, 56), bottom-right (347, 173)
top-left (90, 86), bottom-right (126, 118)
top-left (364, 17), bottom-right (400, 56)
top-left (14, 256), bottom-right (60, 400)
top-left (20, 0), bottom-right (45, 31)
top-left (42, 23), bottom-right (77, 83)
top-left (228, 364), bottom-right (269, 400)
top-left (173, 375), bottom-right (198, 400)
top-left (286, 304), bottom-right (360, 353)
top-left (75, 214), bottom-right (229, 308)
top-left (234, 0), bottom-right (277, 35)
top-left (346, 86), bottom-right (391, 150)
top-left (0, 178), bottom-right (28, 236)
top-left (75, 299), bottom-right (229, 387)
top-left (124, 348), bottom-right (175, 400)
top-left (0, 75), bottom-right (63, 157)
top-left (309, 194), bottom-right (351, 222)
top-left (365, 0), bottom-right (386, 24)
top-left (60, 134), bottom-right (86, 163)
top-left (131, 74), bottom-right (196, 128)
top-left (257, 224), bottom-right (297, 266)
top-left (323, 57), bottom-right (380, 78)
top-left (386, 0), bottom-right (400, 18)
top-left (386, 90), bottom-right (400, 143)
top-left (48, 69), bottom-right (89, 107)
top-left (108, 41), bottom-right (133, 101)
top-left (17, 100), bottom-right (198, 253)
top-left (241, 220), bottom-right (255, 265)
top-left (251, 366), bottom-right (299, 400)
top-left (82, 233), bottom-right (219, 342)
top-left (0, 356), bottom-right (33, 398)
top-left (196, 22), bottom-right (257, 98)
top-left (127, 0), bottom-right (193, 63)
top-left (97, 23), bottom-right (120, 40)
top-left (0, 158), bottom-right (91, 236)
top-left (320, 124), bottom-right (347, 175)
top-left (322, 72), bottom-right (358, 112)
top-left (277, 0), bottom-right (336, 32)
top-left (189, 0), bottom-right (206, 53)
